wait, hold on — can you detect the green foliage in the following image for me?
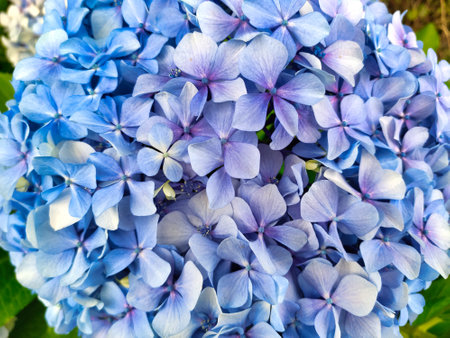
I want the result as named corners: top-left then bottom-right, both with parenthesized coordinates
top-left (0, 250), bottom-right (35, 327)
top-left (401, 278), bottom-right (450, 337)
top-left (0, 72), bottom-right (13, 111)
top-left (416, 23), bottom-right (440, 53)
top-left (9, 298), bottom-right (78, 337)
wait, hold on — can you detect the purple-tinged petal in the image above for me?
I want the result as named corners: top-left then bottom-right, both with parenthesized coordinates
top-left (333, 275), bottom-right (377, 316)
top-left (390, 242), bottom-right (421, 280)
top-left (402, 127), bottom-right (429, 152)
top-left (152, 293), bottom-right (191, 337)
top-left (372, 201), bottom-right (405, 230)
top-left (250, 184), bottom-right (287, 225)
top-left (338, 200), bottom-right (379, 237)
top-left (209, 78), bottom-right (247, 103)
top-left (323, 41), bottom-right (364, 86)
top-left (301, 259), bottom-right (338, 298)
top-left (210, 39), bottom-right (246, 80)
top-left (133, 74), bottom-right (170, 96)
top-left (340, 95), bottom-right (366, 126)
top-left (188, 138), bottom-right (223, 176)
top-left (360, 240), bottom-right (393, 273)
top-left (426, 214), bottom-right (450, 250)
top-left (289, 12), bottom-right (330, 47)
top-left (189, 234), bottom-right (220, 272)
top-left (301, 180), bottom-right (338, 222)
top-left (242, 0), bottom-right (282, 29)
top-left (422, 242), bottom-right (450, 278)
top-left (224, 141), bottom-right (260, 179)
top-left (249, 270), bottom-right (278, 304)
top-left (231, 197), bottom-right (259, 233)
top-left (206, 167), bottom-right (235, 209)
top-left (197, 2), bottom-right (240, 42)
top-left (277, 73), bottom-right (325, 105)
top-left (233, 93), bottom-right (271, 131)
top-left (217, 237), bottom-right (251, 267)
top-left (298, 298), bottom-right (326, 325)
top-left (272, 26), bottom-right (297, 61)
top-left (327, 127), bottom-right (350, 160)
top-left (139, 249), bottom-right (171, 287)
top-left (175, 261), bottom-right (203, 310)
top-left (359, 151), bottom-right (406, 200)
top-left (158, 211), bottom-right (196, 252)
top-left (273, 96), bottom-right (299, 136)
top-left (312, 98), bottom-right (341, 129)
top-left (343, 312), bottom-right (381, 338)
top-left (239, 34), bottom-right (287, 89)
top-left (265, 225), bottom-right (307, 251)
top-left (247, 322), bottom-right (280, 337)
top-left (323, 169), bottom-right (361, 198)
top-left (218, 270), bottom-right (251, 309)
top-left (249, 237), bottom-right (277, 275)
top-left (314, 306), bottom-right (337, 338)
top-left (173, 32), bottom-right (217, 78)
top-left (127, 277), bottom-right (165, 311)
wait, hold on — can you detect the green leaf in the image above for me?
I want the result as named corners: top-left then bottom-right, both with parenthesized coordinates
top-left (416, 23), bottom-right (440, 53)
top-left (0, 72), bottom-right (14, 111)
top-left (9, 298), bottom-right (78, 338)
top-left (401, 278), bottom-right (450, 337)
top-left (0, 249), bottom-right (35, 327)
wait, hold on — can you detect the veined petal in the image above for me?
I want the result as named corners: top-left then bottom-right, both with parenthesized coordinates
top-left (137, 147), bottom-right (163, 177)
top-left (223, 141), bottom-right (260, 179)
top-left (233, 93), bottom-right (271, 132)
top-left (127, 180), bottom-right (156, 216)
top-left (197, 1), bottom-right (240, 42)
top-left (173, 32), bottom-right (217, 78)
top-left (239, 34), bottom-right (287, 89)
top-left (333, 275), bottom-right (377, 316)
top-left (138, 249), bottom-right (171, 287)
top-left (289, 12), bottom-right (330, 47)
top-left (217, 270), bottom-right (251, 309)
top-left (277, 73), bottom-right (325, 105)
top-left (242, 0), bottom-right (282, 29)
top-left (273, 96), bottom-right (299, 136)
top-left (188, 138), bottom-right (223, 176)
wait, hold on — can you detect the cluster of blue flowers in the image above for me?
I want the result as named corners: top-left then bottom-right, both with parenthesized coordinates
top-left (0, 0), bottom-right (449, 337)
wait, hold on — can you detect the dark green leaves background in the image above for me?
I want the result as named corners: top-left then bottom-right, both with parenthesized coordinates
top-left (0, 0), bottom-right (448, 336)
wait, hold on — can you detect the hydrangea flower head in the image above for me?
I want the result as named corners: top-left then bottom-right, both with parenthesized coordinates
top-left (0, 0), bottom-right (449, 336)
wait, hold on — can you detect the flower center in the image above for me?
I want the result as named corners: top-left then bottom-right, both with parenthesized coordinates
top-left (270, 87), bottom-right (277, 95)
top-left (326, 297), bottom-right (333, 305)
top-left (201, 77), bottom-right (209, 84)
top-left (169, 68), bottom-right (181, 78)
top-left (281, 19), bottom-right (289, 26)
top-left (341, 121), bottom-right (348, 127)
top-left (245, 265), bottom-right (252, 271)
